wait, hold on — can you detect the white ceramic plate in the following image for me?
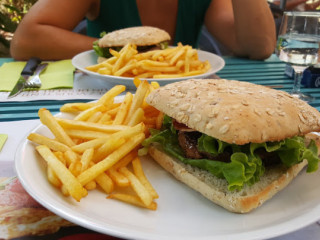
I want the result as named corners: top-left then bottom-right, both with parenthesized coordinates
top-left (71, 50), bottom-right (225, 89)
top-left (16, 112), bottom-right (320, 240)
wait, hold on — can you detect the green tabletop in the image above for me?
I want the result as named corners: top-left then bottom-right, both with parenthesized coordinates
top-left (0, 58), bottom-right (14, 66)
top-left (1, 55), bottom-right (320, 122)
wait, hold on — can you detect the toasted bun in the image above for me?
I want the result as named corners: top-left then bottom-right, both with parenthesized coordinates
top-left (146, 79), bottom-right (320, 145)
top-left (98, 26), bottom-right (171, 47)
top-left (149, 145), bottom-right (308, 213)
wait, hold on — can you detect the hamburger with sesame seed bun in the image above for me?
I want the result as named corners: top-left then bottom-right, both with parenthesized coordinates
top-left (93, 26), bottom-right (171, 62)
top-left (142, 79), bottom-right (320, 213)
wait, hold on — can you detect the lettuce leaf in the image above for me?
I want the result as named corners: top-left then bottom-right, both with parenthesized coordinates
top-left (143, 116), bottom-right (319, 191)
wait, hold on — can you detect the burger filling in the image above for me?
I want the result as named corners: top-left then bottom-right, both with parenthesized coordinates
top-left (142, 115), bottom-right (319, 191)
top-left (177, 130), bottom-right (281, 166)
top-left (93, 41), bottom-right (169, 59)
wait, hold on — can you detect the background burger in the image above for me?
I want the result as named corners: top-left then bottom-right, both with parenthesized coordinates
top-left (143, 79), bottom-right (320, 213)
top-left (93, 26), bottom-right (171, 62)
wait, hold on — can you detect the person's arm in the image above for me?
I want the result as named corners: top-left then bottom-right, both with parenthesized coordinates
top-left (204, 0), bottom-right (276, 60)
top-left (10, 0), bottom-right (99, 60)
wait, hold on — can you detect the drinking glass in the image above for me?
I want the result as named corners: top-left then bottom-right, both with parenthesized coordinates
top-left (275, 11), bottom-right (320, 102)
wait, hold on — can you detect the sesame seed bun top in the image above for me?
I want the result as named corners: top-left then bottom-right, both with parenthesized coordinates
top-left (146, 79), bottom-right (320, 145)
top-left (98, 26), bottom-right (171, 47)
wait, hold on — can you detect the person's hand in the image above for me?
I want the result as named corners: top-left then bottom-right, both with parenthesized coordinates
top-left (285, 0), bottom-right (320, 10)
top-left (305, 0), bottom-right (320, 10)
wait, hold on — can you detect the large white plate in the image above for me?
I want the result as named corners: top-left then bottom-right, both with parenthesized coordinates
top-left (72, 50), bottom-right (225, 89)
top-left (15, 113), bottom-right (320, 240)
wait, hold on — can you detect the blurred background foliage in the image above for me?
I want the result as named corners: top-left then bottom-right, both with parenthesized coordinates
top-left (0, 0), bottom-right (37, 57)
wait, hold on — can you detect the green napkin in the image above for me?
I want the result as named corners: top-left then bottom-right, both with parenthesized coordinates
top-left (0, 134), bottom-right (8, 152)
top-left (0, 60), bottom-right (75, 91)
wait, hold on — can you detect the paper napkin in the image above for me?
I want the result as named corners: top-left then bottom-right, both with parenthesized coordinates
top-left (0, 134), bottom-right (8, 152)
top-left (0, 60), bottom-right (75, 91)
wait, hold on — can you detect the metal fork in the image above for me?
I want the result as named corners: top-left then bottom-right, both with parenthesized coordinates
top-left (25, 63), bottom-right (48, 89)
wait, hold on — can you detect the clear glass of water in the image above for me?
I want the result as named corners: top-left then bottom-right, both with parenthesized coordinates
top-left (275, 11), bottom-right (320, 102)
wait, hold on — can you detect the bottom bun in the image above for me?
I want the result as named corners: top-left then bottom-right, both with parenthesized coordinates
top-left (148, 145), bottom-right (308, 213)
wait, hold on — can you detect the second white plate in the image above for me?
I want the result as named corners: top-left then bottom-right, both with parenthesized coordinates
top-left (72, 49), bottom-right (225, 89)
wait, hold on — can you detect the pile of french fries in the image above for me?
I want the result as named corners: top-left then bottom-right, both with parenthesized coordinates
top-left (27, 80), bottom-right (163, 210)
top-left (86, 42), bottom-right (211, 79)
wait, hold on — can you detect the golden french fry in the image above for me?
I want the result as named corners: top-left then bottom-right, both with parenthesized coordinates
top-left (107, 168), bottom-right (130, 187)
top-left (133, 77), bottom-right (141, 88)
top-left (87, 111), bottom-right (103, 123)
top-left (135, 49), bottom-right (160, 60)
top-left (124, 80), bottom-right (149, 124)
top-left (47, 166), bottom-right (62, 188)
top-left (140, 59), bottom-right (170, 67)
top-left (101, 61), bottom-right (114, 69)
top-left (86, 63), bottom-right (105, 72)
top-left (60, 102), bottom-right (96, 113)
top-left (114, 60), bottom-right (137, 76)
top-left (71, 136), bottom-right (109, 153)
top-left (108, 193), bottom-right (157, 210)
top-left (109, 48), bottom-right (121, 58)
top-left (64, 150), bottom-right (79, 167)
top-left (152, 68), bottom-right (208, 78)
top-left (27, 133), bottom-right (71, 152)
top-left (61, 184), bottom-right (70, 196)
top-left (74, 104), bottom-right (106, 121)
top-left (71, 123), bottom-right (144, 153)
top-left (119, 167), bottom-right (153, 207)
top-left (77, 133), bottom-right (145, 186)
top-left (54, 151), bottom-right (67, 166)
top-left (111, 150), bottom-right (138, 170)
top-left (97, 68), bottom-right (111, 75)
top-left (105, 106), bottom-right (121, 118)
top-left (127, 108), bottom-right (144, 127)
top-left (56, 118), bottom-right (130, 133)
top-left (93, 138), bottom-right (125, 163)
top-left (72, 138), bottom-right (83, 145)
top-left (111, 44), bottom-right (131, 73)
top-left (69, 161), bottom-right (82, 177)
top-left (95, 172), bottom-right (114, 194)
top-left (97, 85), bottom-right (126, 107)
top-left (38, 108), bottom-right (75, 147)
top-left (164, 46), bottom-right (182, 61)
top-left (113, 92), bottom-right (133, 125)
top-left (84, 180), bottom-right (96, 190)
top-left (140, 64), bottom-right (179, 73)
top-left (132, 157), bottom-right (159, 199)
top-left (135, 71), bottom-right (161, 79)
top-left (98, 112), bottom-right (112, 124)
top-left (80, 148), bottom-right (94, 171)
top-left (65, 129), bottom-right (111, 140)
top-left (36, 145), bottom-right (87, 201)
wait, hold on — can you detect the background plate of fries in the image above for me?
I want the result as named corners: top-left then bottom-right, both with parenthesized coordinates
top-left (72, 48), bottom-right (225, 89)
top-left (14, 84), bottom-right (320, 240)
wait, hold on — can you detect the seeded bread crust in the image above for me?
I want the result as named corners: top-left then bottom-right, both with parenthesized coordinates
top-left (146, 79), bottom-right (320, 145)
top-left (149, 145), bottom-right (308, 213)
top-left (98, 26), bottom-right (171, 47)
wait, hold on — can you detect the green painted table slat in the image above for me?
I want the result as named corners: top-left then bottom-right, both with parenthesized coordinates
top-left (1, 55), bottom-right (320, 121)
